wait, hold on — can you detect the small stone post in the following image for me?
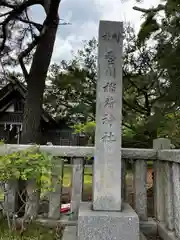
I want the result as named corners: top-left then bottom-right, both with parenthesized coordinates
top-left (153, 138), bottom-right (171, 222)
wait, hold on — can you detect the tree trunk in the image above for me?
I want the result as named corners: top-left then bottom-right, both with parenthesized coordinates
top-left (18, 0), bottom-right (60, 216)
top-left (21, 21), bottom-right (59, 144)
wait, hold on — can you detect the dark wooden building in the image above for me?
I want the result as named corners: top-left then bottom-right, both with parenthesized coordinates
top-left (0, 78), bottom-right (86, 145)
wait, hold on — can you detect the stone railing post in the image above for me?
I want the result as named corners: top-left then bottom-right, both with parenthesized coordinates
top-left (134, 159), bottom-right (147, 220)
top-left (153, 138), bottom-right (171, 223)
top-left (24, 179), bottom-right (40, 219)
top-left (172, 162), bottom-right (180, 237)
top-left (121, 158), bottom-right (127, 202)
top-left (48, 157), bottom-right (64, 219)
top-left (3, 180), bottom-right (18, 217)
top-left (70, 157), bottom-right (84, 220)
top-left (164, 160), bottom-right (174, 231)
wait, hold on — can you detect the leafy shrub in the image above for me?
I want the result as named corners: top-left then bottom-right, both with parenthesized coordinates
top-left (0, 145), bottom-right (53, 191)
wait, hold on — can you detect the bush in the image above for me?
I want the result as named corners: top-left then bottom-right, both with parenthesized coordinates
top-left (0, 145), bottom-right (53, 191)
top-left (0, 144), bottom-right (61, 235)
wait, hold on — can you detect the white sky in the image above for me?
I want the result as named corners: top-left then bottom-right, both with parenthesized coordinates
top-left (2, 0), bottom-right (160, 75)
top-left (28, 0), bottom-right (160, 64)
top-left (1, 0), bottom-right (161, 76)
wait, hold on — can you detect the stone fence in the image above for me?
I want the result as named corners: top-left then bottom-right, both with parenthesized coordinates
top-left (0, 138), bottom-right (179, 239)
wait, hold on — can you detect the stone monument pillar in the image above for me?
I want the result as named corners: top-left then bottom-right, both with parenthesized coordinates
top-left (78, 20), bottom-right (139, 240)
top-left (93, 20), bottom-right (123, 212)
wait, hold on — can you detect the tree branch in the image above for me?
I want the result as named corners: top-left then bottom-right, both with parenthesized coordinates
top-left (144, 92), bottom-right (151, 116)
top-left (123, 97), bottom-right (145, 115)
top-left (0, 23), bottom-right (7, 53)
top-left (0, 0), bottom-right (43, 53)
top-left (123, 69), bottom-right (143, 92)
top-left (18, 2), bottom-right (58, 82)
top-left (0, 11), bottom-right (12, 18)
top-left (133, 4), bottom-right (165, 14)
top-left (0, 0), bottom-right (15, 9)
top-left (18, 57), bottom-right (29, 82)
top-left (18, 38), bottom-right (39, 82)
top-left (150, 93), bottom-right (166, 105)
top-left (16, 17), bottom-right (43, 32)
top-left (122, 122), bottom-right (136, 132)
top-left (42, 0), bottom-right (51, 14)
top-left (135, 98), bottom-right (148, 113)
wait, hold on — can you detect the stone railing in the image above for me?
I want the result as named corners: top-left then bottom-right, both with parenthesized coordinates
top-left (0, 138), bottom-right (179, 239)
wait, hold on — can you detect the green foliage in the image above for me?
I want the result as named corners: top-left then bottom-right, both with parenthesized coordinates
top-left (44, 38), bottom-right (97, 123)
top-left (0, 220), bottom-right (63, 240)
top-left (157, 112), bottom-right (180, 147)
top-left (135, 0), bottom-right (180, 105)
top-left (73, 121), bottom-right (96, 145)
top-left (0, 145), bottom-right (54, 191)
top-left (44, 22), bottom-right (180, 147)
top-left (73, 121), bottom-right (96, 135)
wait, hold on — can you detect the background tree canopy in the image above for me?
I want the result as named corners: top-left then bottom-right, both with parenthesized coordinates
top-left (44, 25), bottom-right (179, 147)
top-left (1, 1), bottom-right (180, 148)
top-left (44, 23), bottom-right (180, 148)
top-left (134, 0), bottom-right (180, 104)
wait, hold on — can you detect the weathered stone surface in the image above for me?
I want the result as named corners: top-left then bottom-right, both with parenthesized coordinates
top-left (3, 180), bottom-right (18, 216)
top-left (121, 158), bottom-right (127, 201)
top-left (2, 179), bottom-right (18, 216)
top-left (140, 218), bottom-right (157, 236)
top-left (153, 138), bottom-right (171, 222)
top-left (153, 138), bottom-right (171, 150)
top-left (48, 158), bottom-right (64, 219)
top-left (0, 144), bottom-right (94, 157)
top-left (78, 202), bottom-right (139, 240)
top-left (70, 157), bottom-right (83, 220)
top-left (25, 179), bottom-right (40, 219)
top-left (122, 149), bottom-right (156, 159)
top-left (62, 226), bottom-right (77, 240)
top-left (158, 222), bottom-right (176, 240)
top-left (134, 160), bottom-right (147, 221)
top-left (0, 144), bottom-right (157, 159)
top-left (172, 162), bottom-right (180, 238)
top-left (93, 20), bottom-right (123, 211)
top-left (164, 162), bottom-right (174, 231)
top-left (158, 149), bottom-right (180, 163)
top-left (140, 232), bottom-right (147, 240)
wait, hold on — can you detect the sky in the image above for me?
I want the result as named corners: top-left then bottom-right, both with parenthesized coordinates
top-left (30, 0), bottom-right (160, 64)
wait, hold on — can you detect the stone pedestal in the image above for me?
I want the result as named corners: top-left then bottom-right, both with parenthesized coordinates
top-left (78, 202), bottom-right (139, 240)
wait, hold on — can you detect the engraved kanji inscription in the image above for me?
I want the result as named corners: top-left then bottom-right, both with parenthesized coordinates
top-left (102, 32), bottom-right (122, 43)
top-left (104, 50), bottom-right (116, 65)
top-left (101, 132), bottom-right (116, 142)
top-left (102, 32), bottom-right (111, 41)
top-left (106, 67), bottom-right (116, 78)
top-left (112, 32), bottom-right (121, 43)
top-left (104, 96), bottom-right (116, 108)
top-left (102, 113), bottom-right (115, 126)
top-left (103, 82), bottom-right (116, 93)
top-left (104, 50), bottom-right (116, 78)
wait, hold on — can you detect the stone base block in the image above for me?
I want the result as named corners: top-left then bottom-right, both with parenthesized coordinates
top-left (158, 222), bottom-right (176, 240)
top-left (62, 226), bottom-right (77, 240)
top-left (140, 218), bottom-right (157, 236)
top-left (78, 202), bottom-right (139, 240)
